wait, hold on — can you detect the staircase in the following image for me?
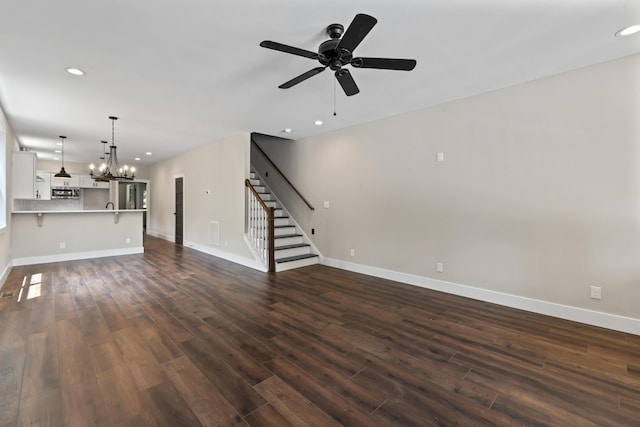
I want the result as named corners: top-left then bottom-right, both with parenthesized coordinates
top-left (248, 171), bottom-right (319, 271)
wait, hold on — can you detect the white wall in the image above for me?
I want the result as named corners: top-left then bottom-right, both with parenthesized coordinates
top-left (0, 102), bottom-right (19, 287)
top-left (148, 132), bottom-right (257, 266)
top-left (257, 54), bottom-right (640, 326)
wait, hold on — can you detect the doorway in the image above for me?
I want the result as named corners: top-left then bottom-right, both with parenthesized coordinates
top-left (175, 177), bottom-right (183, 245)
top-left (118, 181), bottom-right (148, 233)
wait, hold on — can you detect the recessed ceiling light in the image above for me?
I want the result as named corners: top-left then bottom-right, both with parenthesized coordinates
top-left (615, 25), bottom-right (640, 37)
top-left (314, 120), bottom-right (323, 126)
top-left (283, 128), bottom-right (292, 133)
top-left (65, 67), bottom-right (85, 76)
top-left (134, 157), bottom-right (141, 161)
top-left (146, 152), bottom-right (152, 156)
top-left (56, 142), bottom-right (63, 146)
top-left (53, 157), bottom-right (59, 161)
top-left (54, 150), bottom-right (61, 153)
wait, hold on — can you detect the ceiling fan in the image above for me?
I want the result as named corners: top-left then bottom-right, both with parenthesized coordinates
top-left (260, 13), bottom-right (417, 96)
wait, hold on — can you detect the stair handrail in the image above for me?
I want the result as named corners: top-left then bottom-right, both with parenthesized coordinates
top-left (251, 139), bottom-right (315, 211)
top-left (245, 179), bottom-right (275, 272)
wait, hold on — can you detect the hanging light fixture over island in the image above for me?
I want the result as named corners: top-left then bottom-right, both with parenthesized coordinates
top-left (54, 135), bottom-right (71, 178)
top-left (89, 116), bottom-right (135, 181)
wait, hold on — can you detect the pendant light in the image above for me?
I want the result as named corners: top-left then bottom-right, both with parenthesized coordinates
top-left (89, 116), bottom-right (135, 181)
top-left (54, 136), bottom-right (71, 178)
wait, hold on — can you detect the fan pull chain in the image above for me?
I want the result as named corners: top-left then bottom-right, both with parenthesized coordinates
top-left (333, 78), bottom-right (337, 116)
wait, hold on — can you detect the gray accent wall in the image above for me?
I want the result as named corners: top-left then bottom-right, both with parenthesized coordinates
top-left (255, 53), bottom-right (640, 321)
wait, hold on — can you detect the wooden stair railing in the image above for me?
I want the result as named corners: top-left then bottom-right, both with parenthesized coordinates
top-left (251, 138), bottom-right (315, 211)
top-left (245, 179), bottom-right (275, 272)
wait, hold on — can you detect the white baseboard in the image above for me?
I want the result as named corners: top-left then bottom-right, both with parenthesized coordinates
top-left (0, 261), bottom-right (13, 290)
top-left (183, 240), bottom-right (267, 272)
top-left (146, 230), bottom-right (174, 242)
top-left (322, 257), bottom-right (640, 336)
top-left (12, 247), bottom-right (144, 266)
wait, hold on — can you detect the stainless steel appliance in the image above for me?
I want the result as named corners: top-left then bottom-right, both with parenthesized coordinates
top-left (51, 187), bottom-right (80, 199)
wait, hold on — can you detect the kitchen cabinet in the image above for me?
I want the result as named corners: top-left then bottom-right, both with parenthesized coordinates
top-left (80, 174), bottom-right (109, 189)
top-left (51, 174), bottom-right (80, 187)
top-left (36, 171), bottom-right (51, 200)
top-left (12, 151), bottom-right (37, 199)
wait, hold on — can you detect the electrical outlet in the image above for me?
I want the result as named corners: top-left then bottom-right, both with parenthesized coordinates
top-left (436, 262), bottom-right (444, 273)
top-left (436, 152), bottom-right (445, 163)
top-left (324, 201), bottom-right (330, 209)
top-left (126, 238), bottom-right (131, 244)
top-left (590, 286), bottom-right (602, 300)
top-left (350, 249), bottom-right (355, 257)
top-left (59, 242), bottom-right (65, 249)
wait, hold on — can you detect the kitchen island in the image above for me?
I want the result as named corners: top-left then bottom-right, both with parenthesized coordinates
top-left (11, 209), bottom-right (146, 266)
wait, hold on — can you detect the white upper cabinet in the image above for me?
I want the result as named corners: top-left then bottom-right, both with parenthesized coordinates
top-left (80, 174), bottom-right (109, 189)
top-left (51, 174), bottom-right (80, 187)
top-left (12, 151), bottom-right (37, 199)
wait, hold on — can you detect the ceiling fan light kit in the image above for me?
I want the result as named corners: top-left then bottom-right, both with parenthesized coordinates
top-left (260, 13), bottom-right (416, 96)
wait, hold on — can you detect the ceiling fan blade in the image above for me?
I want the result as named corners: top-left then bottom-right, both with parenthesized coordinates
top-left (335, 69), bottom-right (360, 96)
top-left (279, 67), bottom-right (326, 89)
top-left (336, 14), bottom-right (377, 53)
top-left (352, 57), bottom-right (417, 71)
top-left (260, 40), bottom-right (320, 59)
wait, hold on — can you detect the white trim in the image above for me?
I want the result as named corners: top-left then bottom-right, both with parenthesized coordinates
top-left (12, 247), bottom-right (144, 266)
top-left (0, 260), bottom-right (13, 290)
top-left (243, 233), bottom-right (268, 271)
top-left (147, 230), bottom-right (174, 242)
top-left (184, 239), bottom-right (267, 272)
top-left (322, 257), bottom-right (640, 336)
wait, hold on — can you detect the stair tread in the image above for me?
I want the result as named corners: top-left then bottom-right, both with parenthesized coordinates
top-left (274, 225), bottom-right (295, 229)
top-left (275, 243), bottom-right (311, 251)
top-left (276, 253), bottom-right (319, 263)
top-left (274, 233), bottom-right (302, 239)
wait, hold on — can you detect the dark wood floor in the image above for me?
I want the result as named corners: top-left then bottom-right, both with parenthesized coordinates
top-left (0, 236), bottom-right (639, 426)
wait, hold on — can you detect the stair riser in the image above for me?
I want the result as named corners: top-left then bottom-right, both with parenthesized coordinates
top-left (275, 246), bottom-right (311, 259)
top-left (274, 218), bottom-right (290, 227)
top-left (274, 227), bottom-right (296, 236)
top-left (259, 194), bottom-right (275, 201)
top-left (276, 256), bottom-right (319, 272)
top-left (274, 236), bottom-right (303, 247)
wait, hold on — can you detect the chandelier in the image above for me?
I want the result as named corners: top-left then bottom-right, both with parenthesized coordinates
top-left (89, 116), bottom-right (135, 181)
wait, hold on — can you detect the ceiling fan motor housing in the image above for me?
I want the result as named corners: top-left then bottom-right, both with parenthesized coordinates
top-left (318, 39), bottom-right (352, 70)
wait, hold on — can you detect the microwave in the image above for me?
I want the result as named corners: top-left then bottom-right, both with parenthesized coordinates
top-left (51, 187), bottom-right (80, 199)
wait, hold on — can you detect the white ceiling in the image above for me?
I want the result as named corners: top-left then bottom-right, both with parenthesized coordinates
top-left (1, 0), bottom-right (639, 166)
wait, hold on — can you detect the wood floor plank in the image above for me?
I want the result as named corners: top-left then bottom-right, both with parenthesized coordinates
top-left (60, 376), bottom-right (109, 427)
top-left (254, 375), bottom-right (341, 427)
top-left (0, 345), bottom-right (26, 427)
top-left (163, 355), bottom-right (243, 426)
top-left (179, 337), bottom-right (267, 416)
top-left (143, 381), bottom-right (202, 427)
top-left (264, 356), bottom-right (389, 427)
top-left (56, 319), bottom-right (97, 387)
top-left (112, 326), bottom-right (168, 391)
top-left (17, 389), bottom-right (64, 427)
top-left (20, 330), bottom-right (59, 400)
top-left (95, 365), bottom-right (146, 426)
top-left (243, 403), bottom-right (295, 427)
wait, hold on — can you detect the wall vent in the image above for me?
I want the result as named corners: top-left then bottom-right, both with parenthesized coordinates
top-left (209, 221), bottom-right (220, 246)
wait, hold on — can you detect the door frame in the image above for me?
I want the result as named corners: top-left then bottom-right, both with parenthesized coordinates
top-left (174, 174), bottom-right (184, 245)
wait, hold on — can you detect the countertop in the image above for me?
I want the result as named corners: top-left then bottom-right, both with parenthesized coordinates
top-left (12, 209), bottom-right (147, 214)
